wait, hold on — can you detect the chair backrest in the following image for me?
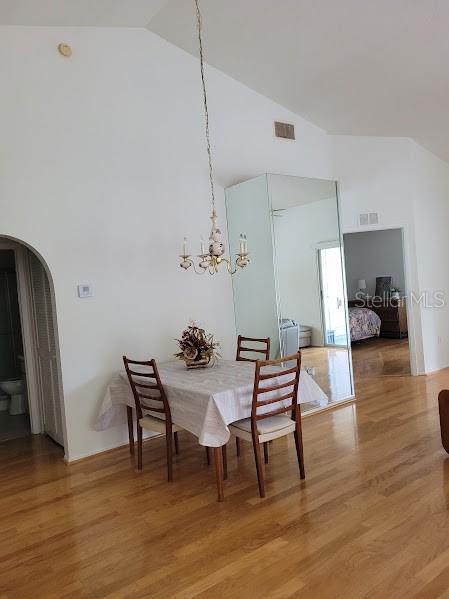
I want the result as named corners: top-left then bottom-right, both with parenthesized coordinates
top-left (251, 352), bottom-right (302, 428)
top-left (123, 356), bottom-right (171, 423)
top-left (236, 335), bottom-right (271, 362)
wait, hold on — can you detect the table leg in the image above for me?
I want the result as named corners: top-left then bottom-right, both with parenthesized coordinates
top-left (214, 447), bottom-right (224, 502)
top-left (127, 406), bottom-right (134, 455)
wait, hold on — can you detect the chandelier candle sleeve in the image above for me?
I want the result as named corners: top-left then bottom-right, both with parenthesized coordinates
top-left (179, 0), bottom-right (250, 277)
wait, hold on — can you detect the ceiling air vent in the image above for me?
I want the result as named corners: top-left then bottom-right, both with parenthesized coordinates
top-left (274, 121), bottom-right (295, 140)
top-left (359, 212), bottom-right (379, 226)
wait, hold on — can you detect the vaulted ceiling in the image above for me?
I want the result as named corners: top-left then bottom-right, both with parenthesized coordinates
top-left (0, 0), bottom-right (167, 27)
top-left (149, 0), bottom-right (449, 162)
top-left (1, 0), bottom-right (448, 162)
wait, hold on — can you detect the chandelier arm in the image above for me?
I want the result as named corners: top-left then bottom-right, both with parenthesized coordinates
top-left (192, 262), bottom-right (209, 275)
top-left (195, 0), bottom-right (215, 213)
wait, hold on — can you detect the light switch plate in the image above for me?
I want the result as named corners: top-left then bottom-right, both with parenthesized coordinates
top-left (77, 283), bottom-right (93, 298)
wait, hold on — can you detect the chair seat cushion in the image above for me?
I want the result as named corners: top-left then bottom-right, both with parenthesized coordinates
top-left (231, 414), bottom-right (294, 435)
top-left (139, 414), bottom-right (183, 434)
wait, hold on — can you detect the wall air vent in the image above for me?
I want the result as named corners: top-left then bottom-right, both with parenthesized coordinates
top-left (359, 212), bottom-right (379, 226)
top-left (274, 121), bottom-right (295, 140)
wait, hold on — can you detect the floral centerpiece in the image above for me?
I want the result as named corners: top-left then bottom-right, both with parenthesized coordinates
top-left (175, 323), bottom-right (220, 369)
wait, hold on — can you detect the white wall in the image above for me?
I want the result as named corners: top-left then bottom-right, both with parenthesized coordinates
top-left (330, 135), bottom-right (425, 375)
top-left (344, 229), bottom-right (406, 298)
top-left (411, 142), bottom-right (449, 373)
top-left (0, 26), bottom-right (331, 460)
top-left (331, 135), bottom-right (449, 375)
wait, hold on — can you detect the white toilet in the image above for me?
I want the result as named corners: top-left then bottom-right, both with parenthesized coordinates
top-left (0, 379), bottom-right (27, 415)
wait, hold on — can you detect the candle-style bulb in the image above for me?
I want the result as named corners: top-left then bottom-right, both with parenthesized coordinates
top-left (239, 234), bottom-right (245, 254)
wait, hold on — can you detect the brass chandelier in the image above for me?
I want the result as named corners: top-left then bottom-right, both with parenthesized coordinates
top-left (179, 0), bottom-right (250, 275)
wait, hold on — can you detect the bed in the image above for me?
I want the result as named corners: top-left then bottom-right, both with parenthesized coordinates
top-left (349, 307), bottom-right (381, 342)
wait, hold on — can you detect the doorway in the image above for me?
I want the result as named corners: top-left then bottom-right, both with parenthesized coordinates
top-left (318, 245), bottom-right (348, 347)
top-left (0, 250), bottom-right (30, 441)
top-left (0, 239), bottom-right (65, 449)
top-left (343, 228), bottom-right (411, 382)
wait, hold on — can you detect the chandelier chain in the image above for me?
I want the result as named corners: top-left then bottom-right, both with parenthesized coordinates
top-left (195, 0), bottom-right (215, 212)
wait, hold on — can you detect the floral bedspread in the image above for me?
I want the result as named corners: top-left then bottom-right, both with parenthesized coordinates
top-left (349, 307), bottom-right (381, 342)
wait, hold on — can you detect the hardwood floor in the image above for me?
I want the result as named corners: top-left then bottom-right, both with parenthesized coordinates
top-left (352, 337), bottom-right (411, 379)
top-left (2, 361), bottom-right (449, 597)
top-left (0, 412), bottom-right (30, 442)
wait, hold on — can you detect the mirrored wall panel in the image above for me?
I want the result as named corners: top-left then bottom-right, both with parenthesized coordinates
top-left (226, 174), bottom-right (353, 413)
top-left (226, 176), bottom-right (280, 359)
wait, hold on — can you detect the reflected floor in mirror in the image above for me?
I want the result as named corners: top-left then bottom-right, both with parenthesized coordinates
top-left (301, 346), bottom-right (353, 407)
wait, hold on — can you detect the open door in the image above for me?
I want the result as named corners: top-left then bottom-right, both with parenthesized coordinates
top-left (28, 252), bottom-right (64, 445)
top-left (318, 245), bottom-right (348, 347)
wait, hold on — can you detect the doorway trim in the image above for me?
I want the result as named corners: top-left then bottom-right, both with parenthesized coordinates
top-left (342, 225), bottom-right (415, 377)
top-left (0, 236), bottom-right (67, 453)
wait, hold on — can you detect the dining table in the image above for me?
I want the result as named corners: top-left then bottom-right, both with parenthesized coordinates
top-left (97, 359), bottom-right (328, 501)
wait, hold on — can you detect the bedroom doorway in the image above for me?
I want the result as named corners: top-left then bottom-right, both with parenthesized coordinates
top-left (343, 228), bottom-right (411, 382)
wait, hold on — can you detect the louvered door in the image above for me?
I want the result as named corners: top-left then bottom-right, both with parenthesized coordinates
top-left (28, 253), bottom-right (63, 445)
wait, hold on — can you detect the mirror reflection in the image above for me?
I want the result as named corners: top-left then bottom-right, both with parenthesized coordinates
top-left (226, 174), bottom-right (353, 414)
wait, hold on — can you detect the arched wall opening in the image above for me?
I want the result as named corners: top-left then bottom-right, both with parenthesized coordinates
top-left (0, 235), bottom-right (67, 454)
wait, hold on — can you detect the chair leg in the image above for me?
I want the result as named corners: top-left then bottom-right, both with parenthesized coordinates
top-left (294, 421), bottom-right (305, 480)
top-left (236, 437), bottom-right (241, 457)
top-left (166, 428), bottom-right (173, 482)
top-left (213, 447), bottom-right (224, 502)
top-left (126, 406), bottom-right (134, 455)
top-left (263, 442), bottom-right (269, 464)
top-left (206, 446), bottom-right (211, 465)
top-left (222, 444), bottom-right (228, 480)
top-left (137, 424), bottom-right (143, 471)
top-left (174, 431), bottom-right (179, 455)
top-left (252, 436), bottom-right (265, 498)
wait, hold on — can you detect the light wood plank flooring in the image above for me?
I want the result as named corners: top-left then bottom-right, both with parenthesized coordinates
top-left (302, 338), bottom-right (411, 405)
top-left (1, 360), bottom-right (449, 597)
top-left (352, 337), bottom-right (411, 379)
top-left (0, 412), bottom-right (30, 442)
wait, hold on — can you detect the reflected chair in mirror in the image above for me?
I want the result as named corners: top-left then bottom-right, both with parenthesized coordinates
top-left (236, 335), bottom-right (271, 362)
top-left (123, 356), bottom-right (183, 482)
top-left (228, 352), bottom-right (305, 498)
top-left (235, 335), bottom-right (271, 456)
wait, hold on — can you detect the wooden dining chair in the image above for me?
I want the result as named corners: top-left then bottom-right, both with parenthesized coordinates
top-left (235, 335), bottom-right (271, 457)
top-left (123, 356), bottom-right (183, 481)
top-left (123, 356), bottom-right (213, 480)
top-left (229, 352), bottom-right (304, 498)
top-left (236, 335), bottom-right (271, 362)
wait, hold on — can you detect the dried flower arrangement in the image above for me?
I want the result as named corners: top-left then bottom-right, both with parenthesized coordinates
top-left (175, 323), bottom-right (220, 369)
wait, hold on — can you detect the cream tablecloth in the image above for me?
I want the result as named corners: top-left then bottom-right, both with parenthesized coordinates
top-left (96, 359), bottom-right (328, 447)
